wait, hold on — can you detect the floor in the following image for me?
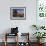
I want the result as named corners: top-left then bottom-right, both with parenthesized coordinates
top-left (0, 42), bottom-right (46, 46)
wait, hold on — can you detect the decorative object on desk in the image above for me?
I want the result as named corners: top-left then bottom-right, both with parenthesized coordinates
top-left (11, 27), bottom-right (18, 34)
top-left (10, 7), bottom-right (26, 20)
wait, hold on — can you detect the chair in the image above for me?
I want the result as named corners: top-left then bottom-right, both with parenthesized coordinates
top-left (4, 27), bottom-right (19, 46)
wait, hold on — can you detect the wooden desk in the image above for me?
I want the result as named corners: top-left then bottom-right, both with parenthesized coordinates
top-left (4, 33), bottom-right (18, 46)
top-left (4, 33), bottom-right (30, 46)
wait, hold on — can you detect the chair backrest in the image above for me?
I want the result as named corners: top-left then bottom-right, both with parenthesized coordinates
top-left (11, 27), bottom-right (18, 34)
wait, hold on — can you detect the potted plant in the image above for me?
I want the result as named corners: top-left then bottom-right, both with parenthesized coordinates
top-left (33, 32), bottom-right (46, 43)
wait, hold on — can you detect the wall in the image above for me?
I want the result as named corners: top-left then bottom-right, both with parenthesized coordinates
top-left (0, 0), bottom-right (36, 42)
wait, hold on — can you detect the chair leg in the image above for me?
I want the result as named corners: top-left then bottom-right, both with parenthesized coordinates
top-left (4, 41), bottom-right (7, 46)
top-left (4, 33), bottom-right (7, 46)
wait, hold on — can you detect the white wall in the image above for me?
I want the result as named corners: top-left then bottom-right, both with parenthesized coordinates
top-left (0, 0), bottom-right (36, 42)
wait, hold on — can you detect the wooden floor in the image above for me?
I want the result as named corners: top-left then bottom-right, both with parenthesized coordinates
top-left (0, 42), bottom-right (46, 46)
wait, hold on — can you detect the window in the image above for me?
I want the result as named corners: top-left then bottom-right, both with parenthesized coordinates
top-left (37, 0), bottom-right (46, 18)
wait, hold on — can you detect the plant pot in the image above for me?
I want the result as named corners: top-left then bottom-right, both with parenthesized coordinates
top-left (37, 39), bottom-right (45, 44)
top-left (40, 38), bottom-right (45, 43)
top-left (37, 39), bottom-right (40, 43)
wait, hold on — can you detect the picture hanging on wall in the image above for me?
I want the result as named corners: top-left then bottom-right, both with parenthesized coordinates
top-left (37, 0), bottom-right (46, 18)
top-left (10, 7), bottom-right (26, 20)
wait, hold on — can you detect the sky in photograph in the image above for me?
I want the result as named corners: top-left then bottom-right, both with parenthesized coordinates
top-left (16, 9), bottom-right (24, 14)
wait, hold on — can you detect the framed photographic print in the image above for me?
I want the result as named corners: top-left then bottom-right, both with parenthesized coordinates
top-left (10, 7), bottom-right (26, 20)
